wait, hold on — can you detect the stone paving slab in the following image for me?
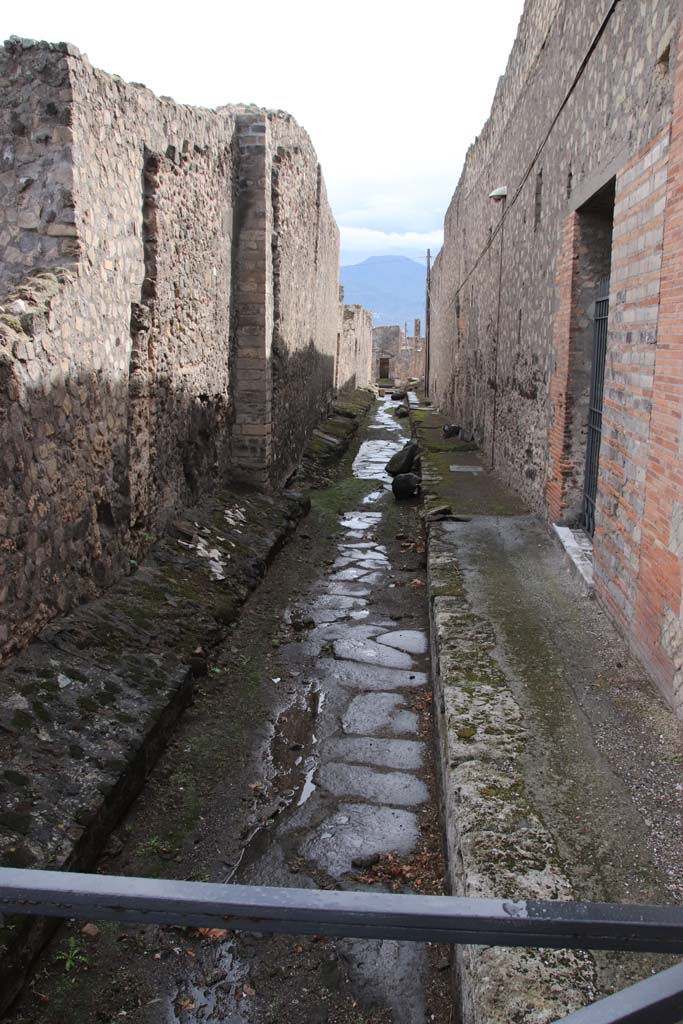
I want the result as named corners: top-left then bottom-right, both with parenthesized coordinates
top-left (342, 692), bottom-right (419, 735)
top-left (323, 736), bottom-right (425, 770)
top-left (333, 638), bottom-right (414, 670)
top-left (318, 763), bottom-right (429, 805)
top-left (303, 803), bottom-right (419, 878)
top-left (313, 658), bottom-right (427, 690)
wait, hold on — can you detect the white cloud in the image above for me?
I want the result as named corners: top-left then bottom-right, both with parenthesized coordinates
top-left (2, 0), bottom-right (525, 259)
top-left (340, 226), bottom-right (442, 258)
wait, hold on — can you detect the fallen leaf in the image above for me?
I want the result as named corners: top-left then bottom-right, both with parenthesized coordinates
top-left (197, 928), bottom-right (229, 941)
top-left (81, 922), bottom-right (100, 938)
top-left (176, 997), bottom-right (195, 1011)
top-left (243, 984), bottom-right (256, 997)
top-left (410, 578), bottom-right (425, 586)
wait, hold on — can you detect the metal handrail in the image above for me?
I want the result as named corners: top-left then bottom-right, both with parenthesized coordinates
top-left (1, 867), bottom-right (682, 1023)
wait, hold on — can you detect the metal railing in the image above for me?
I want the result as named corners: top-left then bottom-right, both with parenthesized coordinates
top-left (2, 867), bottom-right (683, 1023)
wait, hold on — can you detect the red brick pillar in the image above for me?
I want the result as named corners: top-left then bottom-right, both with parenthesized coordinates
top-left (546, 213), bottom-right (579, 522)
top-left (630, 28), bottom-right (683, 710)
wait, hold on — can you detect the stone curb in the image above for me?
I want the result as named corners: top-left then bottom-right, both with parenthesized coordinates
top-left (426, 522), bottom-right (599, 1023)
top-left (0, 487), bottom-right (308, 1014)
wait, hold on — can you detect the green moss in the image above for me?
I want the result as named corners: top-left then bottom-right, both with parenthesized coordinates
top-left (310, 477), bottom-right (377, 529)
top-left (4, 770), bottom-right (29, 787)
top-left (11, 710), bottom-right (33, 732)
top-left (0, 810), bottom-right (31, 833)
top-left (31, 700), bottom-right (50, 722)
top-left (0, 314), bottom-right (26, 335)
top-left (456, 725), bottom-right (477, 740)
top-left (319, 417), bottom-right (357, 441)
top-left (77, 696), bottom-right (99, 714)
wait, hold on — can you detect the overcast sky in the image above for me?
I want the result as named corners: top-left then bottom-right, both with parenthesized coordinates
top-left (2, 0), bottom-right (526, 266)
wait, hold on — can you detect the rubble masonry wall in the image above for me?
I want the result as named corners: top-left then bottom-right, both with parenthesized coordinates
top-left (337, 304), bottom-right (373, 391)
top-left (0, 38), bottom-right (343, 660)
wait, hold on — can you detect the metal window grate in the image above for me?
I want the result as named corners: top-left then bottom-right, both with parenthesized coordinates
top-left (582, 274), bottom-right (610, 536)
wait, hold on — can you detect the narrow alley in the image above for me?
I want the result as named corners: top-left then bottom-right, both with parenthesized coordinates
top-left (6, 398), bottom-right (451, 1024)
top-left (3, 6), bottom-right (683, 1023)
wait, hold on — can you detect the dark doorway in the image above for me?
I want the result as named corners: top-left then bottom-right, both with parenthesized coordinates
top-left (379, 356), bottom-right (390, 380)
top-left (565, 178), bottom-right (615, 531)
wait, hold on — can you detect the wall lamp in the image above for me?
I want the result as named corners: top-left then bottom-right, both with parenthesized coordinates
top-left (488, 186), bottom-right (508, 202)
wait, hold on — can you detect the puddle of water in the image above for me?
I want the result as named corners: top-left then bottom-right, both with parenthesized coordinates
top-left (297, 761), bottom-right (318, 806)
top-left (352, 398), bottom-right (406, 482)
top-left (362, 488), bottom-right (387, 504)
top-left (340, 511), bottom-right (382, 532)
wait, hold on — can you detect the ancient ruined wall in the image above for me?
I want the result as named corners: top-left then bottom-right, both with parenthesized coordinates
top-left (268, 115), bottom-right (340, 485)
top-left (431, 0), bottom-right (679, 509)
top-left (430, 0), bottom-right (683, 711)
top-left (337, 304), bottom-right (373, 391)
top-left (0, 41), bottom-right (80, 292)
top-left (401, 319), bottom-right (425, 381)
top-left (372, 324), bottom-right (423, 384)
top-left (372, 325), bottom-right (404, 382)
top-left (0, 39), bottom-right (239, 658)
top-left (0, 38), bottom-right (345, 660)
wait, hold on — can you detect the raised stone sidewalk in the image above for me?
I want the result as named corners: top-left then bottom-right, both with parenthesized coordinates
top-left (415, 404), bottom-right (683, 1023)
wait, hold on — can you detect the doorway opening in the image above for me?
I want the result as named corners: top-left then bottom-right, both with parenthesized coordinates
top-left (566, 178), bottom-right (615, 535)
top-left (378, 356), bottom-right (391, 381)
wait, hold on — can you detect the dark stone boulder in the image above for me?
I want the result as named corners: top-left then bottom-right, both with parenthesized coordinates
top-left (392, 473), bottom-right (421, 499)
top-left (443, 423), bottom-right (461, 438)
top-left (391, 390), bottom-right (406, 401)
top-left (386, 441), bottom-right (419, 477)
top-left (395, 404), bottom-right (410, 419)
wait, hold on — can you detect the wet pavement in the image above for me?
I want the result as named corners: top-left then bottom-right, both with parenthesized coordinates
top-left (8, 397), bottom-right (450, 1024)
top-left (211, 399), bottom-right (448, 1023)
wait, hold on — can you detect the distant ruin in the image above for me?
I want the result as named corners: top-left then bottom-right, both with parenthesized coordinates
top-left (372, 319), bottom-right (425, 384)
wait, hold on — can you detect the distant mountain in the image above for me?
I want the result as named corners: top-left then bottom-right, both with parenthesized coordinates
top-left (340, 255), bottom-right (426, 329)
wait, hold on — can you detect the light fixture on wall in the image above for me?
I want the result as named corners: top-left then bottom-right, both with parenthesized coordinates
top-left (488, 186), bottom-right (508, 202)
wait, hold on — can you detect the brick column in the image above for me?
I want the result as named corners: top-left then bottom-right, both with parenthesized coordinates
top-left (628, 32), bottom-right (683, 711)
top-left (592, 129), bottom-right (669, 630)
top-left (546, 213), bottom-right (579, 522)
top-left (231, 114), bottom-right (273, 487)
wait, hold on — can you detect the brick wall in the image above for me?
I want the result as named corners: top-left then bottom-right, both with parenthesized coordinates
top-left (430, 0), bottom-right (683, 712)
top-left (430, 0), bottom-right (679, 512)
top-left (546, 215), bottom-right (580, 522)
top-left (594, 131), bottom-right (670, 630)
top-left (622, 28), bottom-right (683, 710)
